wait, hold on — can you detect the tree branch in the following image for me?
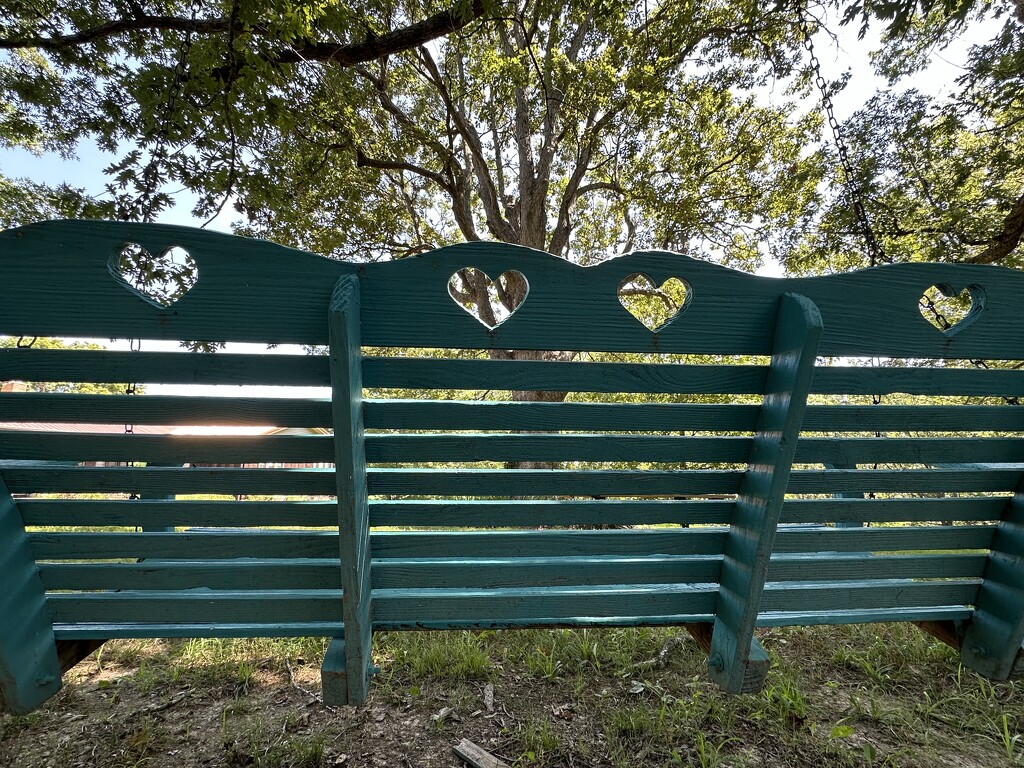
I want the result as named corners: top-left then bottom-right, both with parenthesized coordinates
top-left (3, 2), bottom-right (487, 74)
top-left (970, 192), bottom-right (1024, 264)
top-left (355, 150), bottom-right (452, 192)
top-left (418, 44), bottom-right (516, 243)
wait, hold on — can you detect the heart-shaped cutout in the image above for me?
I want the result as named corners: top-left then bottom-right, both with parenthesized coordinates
top-left (618, 273), bottom-right (691, 331)
top-left (448, 267), bottom-right (528, 329)
top-left (110, 242), bottom-right (198, 307)
top-left (919, 283), bottom-right (985, 334)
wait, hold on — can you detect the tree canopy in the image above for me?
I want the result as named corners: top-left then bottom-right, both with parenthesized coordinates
top-left (1, 0), bottom-right (1022, 272)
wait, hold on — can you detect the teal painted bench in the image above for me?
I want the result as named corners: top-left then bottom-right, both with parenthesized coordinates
top-left (2, 219), bottom-right (1024, 714)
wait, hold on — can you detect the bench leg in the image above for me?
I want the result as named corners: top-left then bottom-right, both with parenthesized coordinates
top-left (0, 478), bottom-right (62, 714)
top-left (960, 492), bottom-right (1024, 679)
top-left (321, 638), bottom-right (349, 706)
top-left (685, 624), bottom-right (770, 693)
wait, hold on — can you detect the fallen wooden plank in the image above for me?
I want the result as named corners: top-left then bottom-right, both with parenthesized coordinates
top-left (453, 738), bottom-right (512, 768)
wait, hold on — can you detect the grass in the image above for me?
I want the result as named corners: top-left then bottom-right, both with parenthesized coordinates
top-left (4, 623), bottom-right (1024, 767)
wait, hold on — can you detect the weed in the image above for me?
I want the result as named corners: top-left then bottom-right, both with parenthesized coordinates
top-left (513, 715), bottom-right (563, 764)
top-left (1000, 713), bottom-right (1021, 761)
top-left (224, 724), bottom-right (327, 768)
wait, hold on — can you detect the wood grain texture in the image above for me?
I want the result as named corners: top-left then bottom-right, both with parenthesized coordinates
top-left (453, 738), bottom-right (512, 768)
top-left (365, 357), bottom-right (1024, 397)
top-left (18, 496), bottom-right (1004, 530)
top-left (19, 499), bottom-right (337, 528)
top-left (10, 348), bottom-right (1019, 397)
top-left (44, 585), bottom-right (718, 627)
top-left (34, 551), bottom-right (986, 593)
top-left (329, 275), bottom-right (374, 705)
top-left (0, 475), bottom-right (62, 714)
top-left (709, 292), bottom-right (823, 693)
top-left (0, 348), bottom-right (330, 387)
top-left (5, 394), bottom-right (1019, 434)
top-left (0, 392), bottom-right (332, 427)
top-left (4, 220), bottom-right (1024, 357)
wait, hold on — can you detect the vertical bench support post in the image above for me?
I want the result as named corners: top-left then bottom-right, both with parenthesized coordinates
top-left (960, 487), bottom-right (1024, 679)
top-left (324, 275), bottom-right (373, 705)
top-left (0, 475), bottom-right (62, 713)
top-left (708, 293), bottom-right (823, 693)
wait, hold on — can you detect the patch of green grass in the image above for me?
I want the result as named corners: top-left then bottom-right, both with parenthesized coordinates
top-left (224, 724), bottom-right (327, 768)
top-left (511, 715), bottom-right (564, 765)
top-left (378, 630), bottom-right (495, 681)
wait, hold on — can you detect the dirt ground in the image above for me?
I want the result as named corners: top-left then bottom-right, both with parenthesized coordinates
top-left (2, 626), bottom-right (1022, 767)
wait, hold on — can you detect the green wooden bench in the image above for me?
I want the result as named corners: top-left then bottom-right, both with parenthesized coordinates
top-left (2, 219), bottom-right (1024, 714)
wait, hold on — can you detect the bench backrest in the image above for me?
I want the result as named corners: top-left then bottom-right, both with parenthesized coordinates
top-left (2, 219), bottom-right (1024, 710)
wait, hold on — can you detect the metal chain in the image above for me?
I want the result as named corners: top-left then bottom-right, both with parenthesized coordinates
top-left (135, 1), bottom-right (201, 222)
top-left (919, 295), bottom-right (1019, 405)
top-left (124, 337), bottom-right (141, 436)
top-left (125, 337), bottom-right (141, 502)
top-left (796, 3), bottom-right (889, 267)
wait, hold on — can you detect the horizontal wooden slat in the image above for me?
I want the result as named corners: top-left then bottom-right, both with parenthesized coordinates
top-left (49, 606), bottom-right (976, 638)
top-left (759, 580), bottom-right (979, 612)
top-left (47, 585), bottom-right (719, 627)
top-left (366, 470), bottom-right (743, 497)
top-left (756, 606), bottom-right (974, 627)
top-left (369, 500), bottom-right (736, 527)
top-left (373, 435), bottom-right (1022, 466)
top-left (38, 555), bottom-right (724, 592)
top-left (363, 358), bottom-right (768, 394)
top-left (802, 405), bottom-right (1024, 433)
top-left (4, 466), bottom-right (338, 495)
top-left (371, 585), bottom-right (718, 626)
top-left (40, 559), bottom-right (341, 591)
top-left (366, 434), bottom-right (752, 464)
top-left (364, 400), bottom-right (762, 431)
top-left (38, 552), bottom-right (987, 593)
top-left (7, 351), bottom-right (1020, 398)
top-left (3, 431), bottom-right (1022, 469)
top-left (30, 531), bottom-right (340, 560)
top-left (364, 401), bottom-right (1024, 433)
top-left (0, 432), bottom-right (334, 464)
top-left (380, 530), bottom-right (728, 558)
top-left (29, 529), bottom-right (730, 560)
top-left (19, 496), bottom-right (1009, 530)
top-left (787, 469), bottom-right (1023, 494)
top-left (19, 495), bottom-right (1008, 531)
top-left (0, 393), bottom-right (331, 426)
top-left (6, 465), bottom-right (1020, 497)
top-left (810, 366), bottom-right (1024, 397)
top-left (0, 349), bottom-right (331, 387)
top-left (774, 525), bottom-right (994, 552)
top-left (767, 553), bottom-right (986, 581)
top-left (780, 497), bottom-right (1009, 524)
top-left (795, 438), bottom-right (1024, 466)
top-left (4, 395), bottom-right (1020, 435)
top-left (365, 358), bottom-right (1024, 397)
top-left (42, 579), bottom-right (976, 631)
top-left (3, 466), bottom-right (745, 497)
top-left (52, 623), bottom-right (345, 640)
top-left (19, 500), bottom-right (337, 528)
top-left (47, 590), bottom-right (342, 624)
